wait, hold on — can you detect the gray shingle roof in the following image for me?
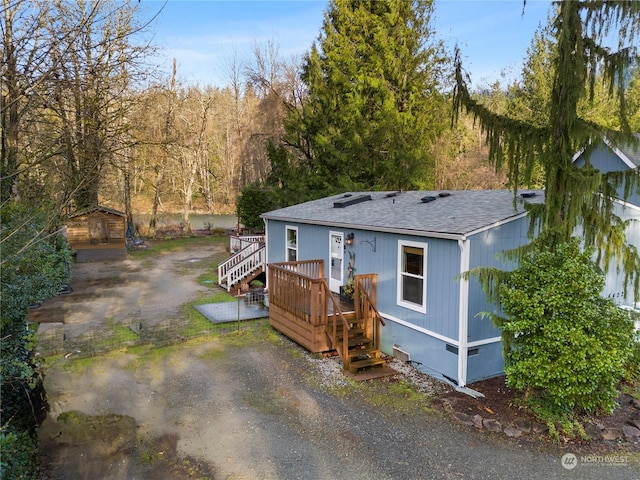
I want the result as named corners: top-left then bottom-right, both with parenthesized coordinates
top-left (262, 190), bottom-right (544, 239)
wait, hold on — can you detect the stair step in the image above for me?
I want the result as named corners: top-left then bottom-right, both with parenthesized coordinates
top-left (347, 356), bottom-right (386, 374)
top-left (335, 325), bottom-right (364, 333)
top-left (347, 335), bottom-right (372, 348)
top-left (349, 347), bottom-right (380, 358)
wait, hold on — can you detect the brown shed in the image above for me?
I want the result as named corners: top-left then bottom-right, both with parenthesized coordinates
top-left (66, 206), bottom-right (127, 262)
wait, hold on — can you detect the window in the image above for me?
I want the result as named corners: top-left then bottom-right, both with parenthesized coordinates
top-left (286, 226), bottom-right (298, 261)
top-left (397, 240), bottom-right (427, 313)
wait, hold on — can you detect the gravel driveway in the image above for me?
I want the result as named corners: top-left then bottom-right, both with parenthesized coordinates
top-left (36, 240), bottom-right (640, 480)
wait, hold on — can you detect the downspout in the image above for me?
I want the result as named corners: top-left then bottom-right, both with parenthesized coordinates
top-left (457, 237), bottom-right (470, 388)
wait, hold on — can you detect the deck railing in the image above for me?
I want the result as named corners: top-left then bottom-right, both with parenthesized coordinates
top-left (218, 240), bottom-right (265, 291)
top-left (268, 260), bottom-right (325, 323)
top-left (354, 274), bottom-right (384, 353)
top-left (268, 260), bottom-right (382, 371)
top-left (229, 235), bottom-right (264, 253)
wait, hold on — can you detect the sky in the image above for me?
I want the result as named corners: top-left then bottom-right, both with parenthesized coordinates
top-left (143, 0), bottom-right (554, 88)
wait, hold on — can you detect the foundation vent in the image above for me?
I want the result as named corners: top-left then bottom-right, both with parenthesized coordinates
top-left (392, 345), bottom-right (411, 363)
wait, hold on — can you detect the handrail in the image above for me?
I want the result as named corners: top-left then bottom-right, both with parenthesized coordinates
top-left (321, 278), bottom-right (351, 370)
top-left (356, 280), bottom-right (385, 326)
top-left (270, 259), bottom-right (324, 279)
top-left (218, 241), bottom-right (265, 291)
top-left (355, 275), bottom-right (385, 353)
top-left (230, 235), bottom-right (264, 252)
top-left (219, 241), bottom-right (261, 276)
top-left (227, 247), bottom-right (265, 289)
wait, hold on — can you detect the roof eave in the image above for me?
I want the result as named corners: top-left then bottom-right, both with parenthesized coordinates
top-left (261, 214), bottom-right (529, 241)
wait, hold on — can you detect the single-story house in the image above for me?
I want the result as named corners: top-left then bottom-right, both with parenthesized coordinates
top-left (66, 206), bottom-right (127, 262)
top-left (261, 189), bottom-right (544, 387)
top-left (573, 134), bottom-right (640, 307)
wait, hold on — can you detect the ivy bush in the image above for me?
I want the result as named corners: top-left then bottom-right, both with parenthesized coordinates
top-left (1, 204), bottom-right (71, 479)
top-left (490, 237), bottom-right (635, 414)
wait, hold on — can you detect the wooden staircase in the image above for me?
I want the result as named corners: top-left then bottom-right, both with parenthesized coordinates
top-left (324, 274), bottom-right (386, 374)
top-left (334, 312), bottom-right (386, 373)
top-left (218, 236), bottom-right (265, 293)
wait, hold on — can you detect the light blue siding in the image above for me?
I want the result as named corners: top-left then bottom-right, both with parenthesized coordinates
top-left (466, 341), bottom-right (504, 382)
top-left (466, 217), bottom-right (533, 343)
top-left (267, 222), bottom-right (335, 264)
top-left (574, 143), bottom-right (640, 207)
top-left (267, 220), bottom-right (464, 340)
top-left (601, 202), bottom-right (640, 306)
top-left (381, 320), bottom-right (458, 383)
top-left (370, 233), bottom-right (461, 340)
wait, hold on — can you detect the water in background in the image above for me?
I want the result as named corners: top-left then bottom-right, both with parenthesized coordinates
top-left (133, 214), bottom-right (238, 231)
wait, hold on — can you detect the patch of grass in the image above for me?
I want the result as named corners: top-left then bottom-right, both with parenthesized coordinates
top-left (218, 320), bottom-right (280, 347)
top-left (57, 410), bottom-right (84, 425)
top-left (192, 291), bottom-right (237, 306)
top-left (135, 433), bottom-right (160, 466)
top-left (180, 292), bottom-right (239, 337)
top-left (129, 237), bottom-right (227, 259)
top-left (54, 351), bottom-right (126, 373)
top-left (126, 342), bottom-right (181, 361)
top-left (197, 345), bottom-right (226, 361)
top-left (124, 337), bottom-right (225, 371)
top-left (180, 317), bottom-right (216, 338)
top-left (93, 319), bottom-right (139, 350)
top-left (197, 269), bottom-right (219, 286)
top-left (363, 379), bottom-right (433, 414)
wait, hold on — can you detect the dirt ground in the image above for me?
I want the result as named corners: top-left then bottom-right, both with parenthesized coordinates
top-left (35, 239), bottom-right (640, 480)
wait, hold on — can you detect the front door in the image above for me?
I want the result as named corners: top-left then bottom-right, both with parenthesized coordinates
top-left (329, 232), bottom-right (344, 292)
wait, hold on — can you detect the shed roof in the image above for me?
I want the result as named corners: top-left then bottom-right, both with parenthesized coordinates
top-left (69, 205), bottom-right (126, 218)
top-left (262, 190), bottom-right (544, 240)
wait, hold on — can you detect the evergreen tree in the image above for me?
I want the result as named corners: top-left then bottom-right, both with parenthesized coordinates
top-left (454, 1), bottom-right (640, 297)
top-left (296, 0), bottom-right (448, 193)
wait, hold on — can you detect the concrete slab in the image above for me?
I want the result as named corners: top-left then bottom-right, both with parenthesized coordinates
top-left (195, 301), bottom-right (268, 324)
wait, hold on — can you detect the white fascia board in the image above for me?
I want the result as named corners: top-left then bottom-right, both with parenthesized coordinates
top-left (604, 137), bottom-right (637, 170)
top-left (572, 145), bottom-right (587, 163)
top-left (613, 197), bottom-right (640, 212)
top-left (462, 211), bottom-right (530, 240)
top-left (467, 336), bottom-right (502, 348)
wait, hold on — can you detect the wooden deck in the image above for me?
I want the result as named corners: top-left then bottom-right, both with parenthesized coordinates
top-left (268, 260), bottom-right (385, 372)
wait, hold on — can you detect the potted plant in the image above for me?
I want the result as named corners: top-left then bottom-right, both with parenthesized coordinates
top-left (339, 250), bottom-right (356, 304)
top-left (340, 280), bottom-right (355, 303)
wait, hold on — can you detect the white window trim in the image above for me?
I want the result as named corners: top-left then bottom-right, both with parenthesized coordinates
top-left (397, 239), bottom-right (427, 314)
top-left (286, 225), bottom-right (298, 261)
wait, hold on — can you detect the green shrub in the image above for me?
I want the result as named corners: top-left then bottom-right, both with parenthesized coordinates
top-left (1, 203), bottom-right (71, 479)
top-left (490, 238), bottom-right (635, 414)
top-left (0, 429), bottom-right (39, 479)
